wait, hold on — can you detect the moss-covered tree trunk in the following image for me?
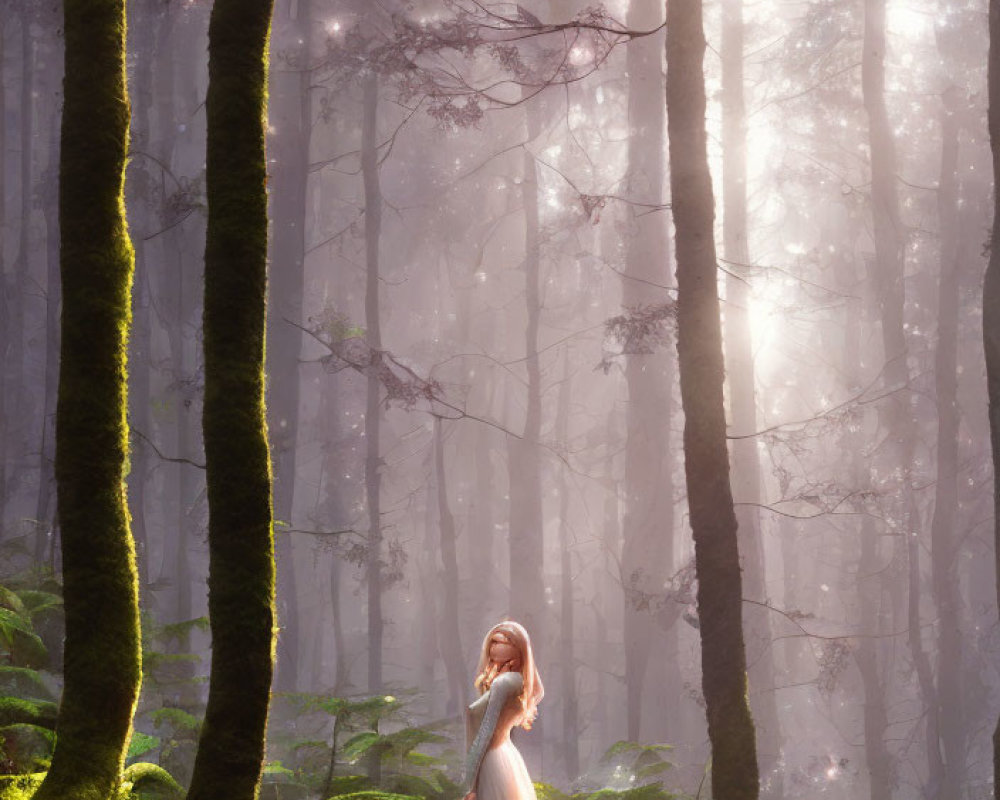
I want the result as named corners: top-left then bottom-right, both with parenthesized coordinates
top-left (665, 0), bottom-right (759, 797)
top-left (185, 0), bottom-right (276, 797)
top-left (32, 0), bottom-right (142, 798)
top-left (985, 1), bottom-right (1000, 796)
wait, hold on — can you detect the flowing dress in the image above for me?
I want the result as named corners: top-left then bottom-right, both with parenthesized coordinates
top-left (465, 671), bottom-right (537, 800)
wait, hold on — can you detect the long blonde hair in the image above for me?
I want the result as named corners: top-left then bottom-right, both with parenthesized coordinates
top-left (472, 620), bottom-right (544, 730)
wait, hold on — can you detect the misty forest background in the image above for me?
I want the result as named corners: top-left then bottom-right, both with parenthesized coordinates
top-left (2, 0), bottom-right (1000, 799)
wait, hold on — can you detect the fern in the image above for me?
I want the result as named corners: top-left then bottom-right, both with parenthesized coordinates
top-left (15, 591), bottom-right (62, 618)
top-left (158, 617), bottom-right (210, 642)
top-left (0, 667), bottom-right (54, 702)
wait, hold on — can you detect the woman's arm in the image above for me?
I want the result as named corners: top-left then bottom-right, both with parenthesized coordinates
top-left (466, 692), bottom-right (489, 754)
top-left (464, 672), bottom-right (524, 792)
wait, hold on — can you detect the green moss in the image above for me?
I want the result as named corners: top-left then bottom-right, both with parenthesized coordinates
top-left (120, 762), bottom-right (183, 799)
top-left (150, 707), bottom-right (200, 733)
top-left (0, 772), bottom-right (44, 800)
top-left (30, 0), bottom-right (142, 799)
top-left (184, 1), bottom-right (276, 799)
top-left (534, 783), bottom-right (572, 800)
top-left (325, 793), bottom-right (420, 800)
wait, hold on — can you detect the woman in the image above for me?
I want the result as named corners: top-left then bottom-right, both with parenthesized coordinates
top-left (464, 621), bottom-right (544, 800)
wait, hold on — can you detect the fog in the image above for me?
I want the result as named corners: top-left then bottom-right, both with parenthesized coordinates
top-left (0, 1), bottom-right (996, 798)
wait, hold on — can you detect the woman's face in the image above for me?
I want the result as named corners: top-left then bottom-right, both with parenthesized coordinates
top-left (488, 634), bottom-right (522, 673)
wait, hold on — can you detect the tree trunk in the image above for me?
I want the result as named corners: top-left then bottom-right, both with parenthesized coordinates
top-left (268, 0), bottom-right (311, 693)
top-left (666, 0), bottom-right (759, 796)
top-left (556, 354), bottom-right (579, 780)
top-left (186, 0), bottom-right (276, 796)
top-left (622, 0), bottom-right (674, 744)
top-left (362, 69), bottom-right (384, 695)
top-left (856, 517), bottom-right (892, 800)
top-left (33, 10), bottom-right (62, 567)
top-left (32, 0), bottom-right (142, 796)
top-left (931, 86), bottom-right (966, 799)
top-left (508, 90), bottom-right (545, 639)
top-left (983, 1), bottom-right (1000, 795)
top-left (319, 367), bottom-right (350, 694)
top-left (434, 417), bottom-right (467, 715)
top-left (720, 0), bottom-right (781, 790)
top-left (7, 8), bottom-right (34, 512)
top-left (862, 1), bottom-right (940, 792)
top-left (0, 16), bottom-right (7, 538)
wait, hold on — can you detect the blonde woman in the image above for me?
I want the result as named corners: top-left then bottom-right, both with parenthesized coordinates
top-left (464, 621), bottom-right (544, 800)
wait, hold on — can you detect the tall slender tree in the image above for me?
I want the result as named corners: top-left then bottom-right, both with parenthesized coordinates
top-left (720, 0), bottom-right (781, 789)
top-left (434, 416), bottom-right (467, 714)
top-left (185, 0), bottom-right (276, 796)
top-left (361, 68), bottom-right (385, 694)
top-left (984, 0), bottom-right (1000, 794)
top-left (666, 0), bottom-right (759, 796)
top-left (33, 2), bottom-right (63, 566)
top-left (32, 0), bottom-right (142, 797)
top-left (862, 1), bottom-right (939, 793)
top-left (621, 0), bottom-right (674, 743)
top-left (931, 84), bottom-right (966, 798)
top-left (507, 86), bottom-right (546, 638)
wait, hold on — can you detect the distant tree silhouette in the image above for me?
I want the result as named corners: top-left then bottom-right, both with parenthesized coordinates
top-left (666, 0), bottom-right (759, 797)
top-left (32, 0), bottom-right (142, 798)
top-left (984, 0), bottom-right (1000, 795)
top-left (185, 0), bottom-right (276, 797)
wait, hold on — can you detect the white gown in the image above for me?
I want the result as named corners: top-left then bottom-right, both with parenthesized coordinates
top-left (465, 671), bottom-right (537, 800)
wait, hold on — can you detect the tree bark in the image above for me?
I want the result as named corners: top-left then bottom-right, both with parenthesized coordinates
top-left (0, 16), bottom-right (7, 538)
top-left (362, 69), bottom-right (384, 695)
top-left (862, 1), bottom-right (940, 793)
top-left (434, 417), bottom-right (467, 715)
top-left (666, 1), bottom-right (759, 796)
top-left (556, 354), bottom-right (579, 780)
top-left (931, 86), bottom-right (967, 800)
top-left (33, 8), bottom-right (62, 567)
top-left (186, 0), bottom-right (276, 796)
top-left (984, 1), bottom-right (1000, 795)
top-left (7, 8), bottom-right (34, 511)
top-left (32, 0), bottom-right (142, 797)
